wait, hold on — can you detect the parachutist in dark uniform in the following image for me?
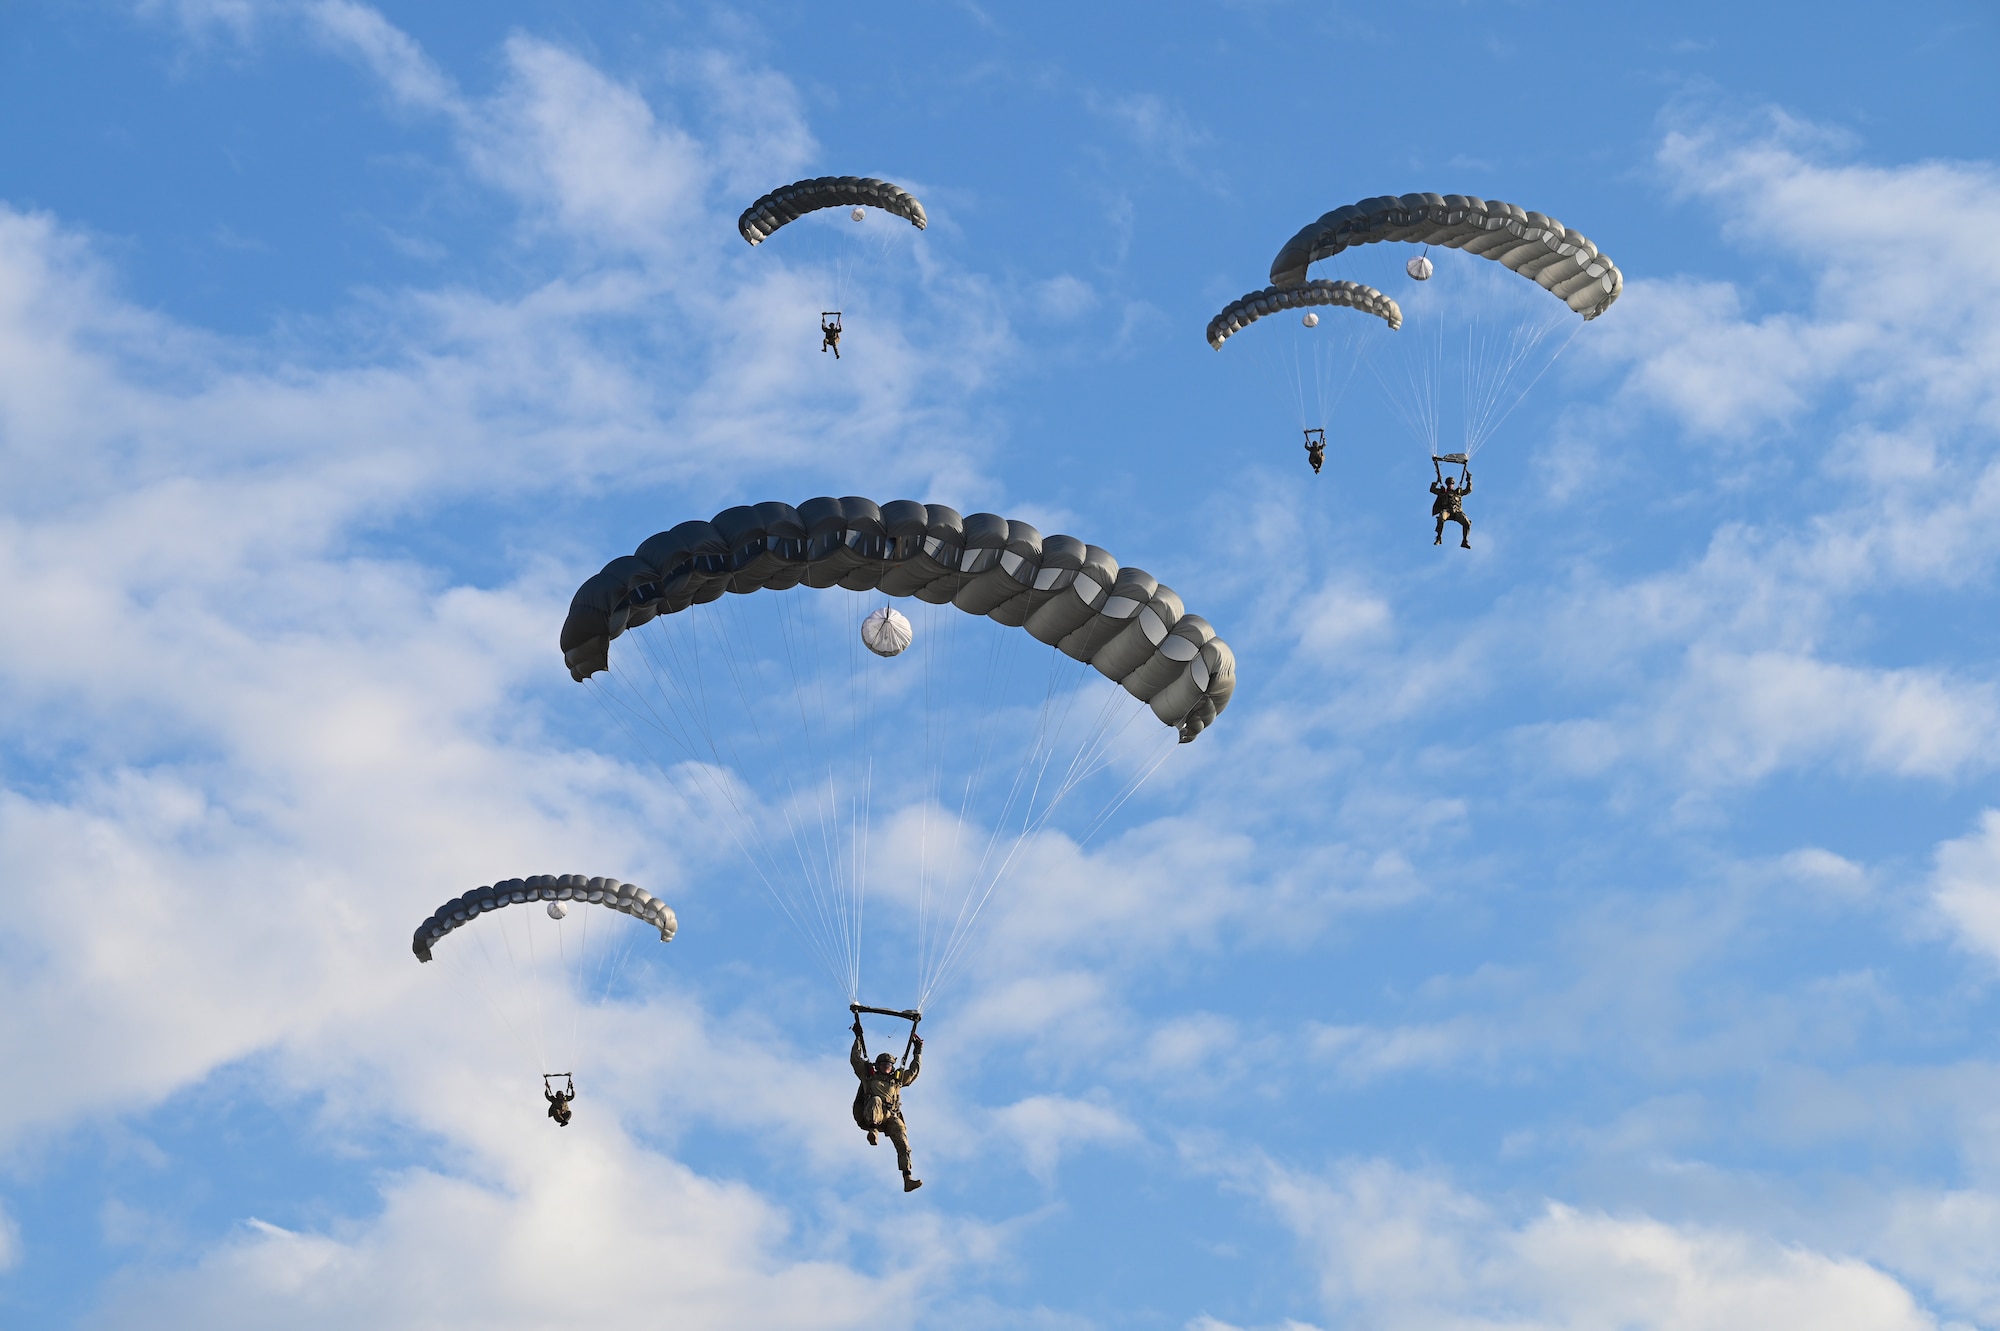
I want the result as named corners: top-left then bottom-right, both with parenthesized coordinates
top-left (1304, 428), bottom-right (1326, 475)
top-left (545, 1075), bottom-right (575, 1127)
top-left (820, 312), bottom-right (842, 359)
top-left (851, 1017), bottom-right (923, 1191)
top-left (1431, 471), bottom-right (1472, 548)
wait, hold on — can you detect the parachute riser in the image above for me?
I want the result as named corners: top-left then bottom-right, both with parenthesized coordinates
top-left (851, 1002), bottom-right (923, 1067)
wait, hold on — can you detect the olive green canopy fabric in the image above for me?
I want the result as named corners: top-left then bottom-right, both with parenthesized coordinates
top-left (1206, 278), bottom-right (1402, 349)
top-left (738, 177), bottom-right (928, 246)
top-left (1269, 193), bottom-right (1622, 319)
top-left (413, 874), bottom-right (676, 962)
top-left (561, 498), bottom-right (1236, 742)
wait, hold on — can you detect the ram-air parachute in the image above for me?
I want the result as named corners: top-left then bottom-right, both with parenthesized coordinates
top-left (1205, 279), bottom-right (1401, 471)
top-left (740, 177), bottom-right (928, 352)
top-left (1263, 192), bottom-right (1622, 467)
top-left (412, 873), bottom-right (677, 1090)
top-left (562, 497), bottom-right (1234, 1012)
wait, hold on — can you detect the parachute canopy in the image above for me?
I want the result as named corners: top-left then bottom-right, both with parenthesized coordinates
top-left (562, 497), bottom-right (1236, 743)
top-left (413, 873), bottom-right (676, 963)
top-left (1269, 193), bottom-right (1622, 319)
top-left (1207, 278), bottom-right (1402, 350)
top-left (738, 177), bottom-right (928, 246)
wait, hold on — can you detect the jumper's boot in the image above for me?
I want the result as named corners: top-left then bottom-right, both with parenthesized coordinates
top-left (903, 1172), bottom-right (923, 1193)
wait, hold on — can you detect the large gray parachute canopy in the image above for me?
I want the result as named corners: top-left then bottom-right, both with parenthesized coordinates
top-left (413, 874), bottom-right (676, 962)
top-left (738, 177), bottom-right (928, 246)
top-left (1207, 278), bottom-right (1402, 350)
top-left (1268, 193), bottom-right (1623, 319)
top-left (561, 498), bottom-right (1237, 743)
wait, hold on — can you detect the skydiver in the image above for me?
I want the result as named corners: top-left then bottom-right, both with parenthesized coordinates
top-left (851, 1014), bottom-right (923, 1191)
top-left (545, 1074), bottom-right (575, 1127)
top-left (1431, 469), bottom-right (1472, 549)
top-left (1304, 429), bottom-right (1326, 475)
top-left (820, 312), bottom-right (842, 359)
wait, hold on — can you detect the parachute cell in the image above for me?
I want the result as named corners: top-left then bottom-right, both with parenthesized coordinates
top-left (1268, 193), bottom-right (1622, 319)
top-left (1205, 279), bottom-right (1401, 350)
top-left (738, 177), bottom-right (928, 246)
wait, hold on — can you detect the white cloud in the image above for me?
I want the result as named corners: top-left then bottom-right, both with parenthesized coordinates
top-left (989, 1093), bottom-right (1139, 1183)
top-left (1874, 1188), bottom-right (2000, 1327)
top-left (87, 1134), bottom-right (953, 1331)
top-left (1030, 275), bottom-right (1098, 323)
top-left (1929, 810), bottom-right (2000, 964)
top-left (1256, 1159), bottom-right (1941, 1331)
top-left (306, 0), bottom-right (457, 114)
top-left (1084, 91), bottom-right (1219, 189)
top-left (1539, 648), bottom-right (1998, 786)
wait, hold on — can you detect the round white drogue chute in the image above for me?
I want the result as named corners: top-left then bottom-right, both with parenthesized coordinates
top-left (861, 606), bottom-right (915, 657)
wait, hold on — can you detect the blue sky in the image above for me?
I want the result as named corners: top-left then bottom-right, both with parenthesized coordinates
top-left (2, 1), bottom-right (1998, 1327)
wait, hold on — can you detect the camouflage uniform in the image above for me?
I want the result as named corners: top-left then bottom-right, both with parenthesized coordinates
top-left (1431, 475), bottom-right (1472, 546)
top-left (851, 1033), bottom-right (921, 1178)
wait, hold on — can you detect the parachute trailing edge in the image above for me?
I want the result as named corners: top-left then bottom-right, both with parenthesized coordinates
top-left (1269, 193), bottom-right (1623, 319)
top-left (1207, 278), bottom-right (1402, 349)
top-left (739, 177), bottom-right (928, 245)
top-left (413, 874), bottom-right (676, 962)
top-left (561, 498), bottom-right (1237, 743)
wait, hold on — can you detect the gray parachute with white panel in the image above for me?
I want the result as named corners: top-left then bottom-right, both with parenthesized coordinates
top-left (1269, 193), bottom-right (1623, 319)
top-left (738, 177), bottom-right (928, 246)
top-left (560, 498), bottom-right (1236, 742)
top-left (1207, 278), bottom-right (1402, 349)
top-left (413, 874), bottom-right (676, 962)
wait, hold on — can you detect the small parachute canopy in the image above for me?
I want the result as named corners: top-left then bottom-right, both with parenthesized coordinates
top-left (861, 606), bottom-right (914, 657)
top-left (1301, 312), bottom-right (1320, 328)
top-left (414, 874), bottom-right (676, 962)
top-left (1206, 279), bottom-right (1401, 350)
top-left (1269, 193), bottom-right (1622, 318)
top-left (739, 177), bottom-right (928, 246)
top-left (1406, 255), bottom-right (1434, 281)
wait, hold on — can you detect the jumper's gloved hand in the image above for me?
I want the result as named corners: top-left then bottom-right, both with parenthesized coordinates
top-left (911, 1034), bottom-right (923, 1050)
